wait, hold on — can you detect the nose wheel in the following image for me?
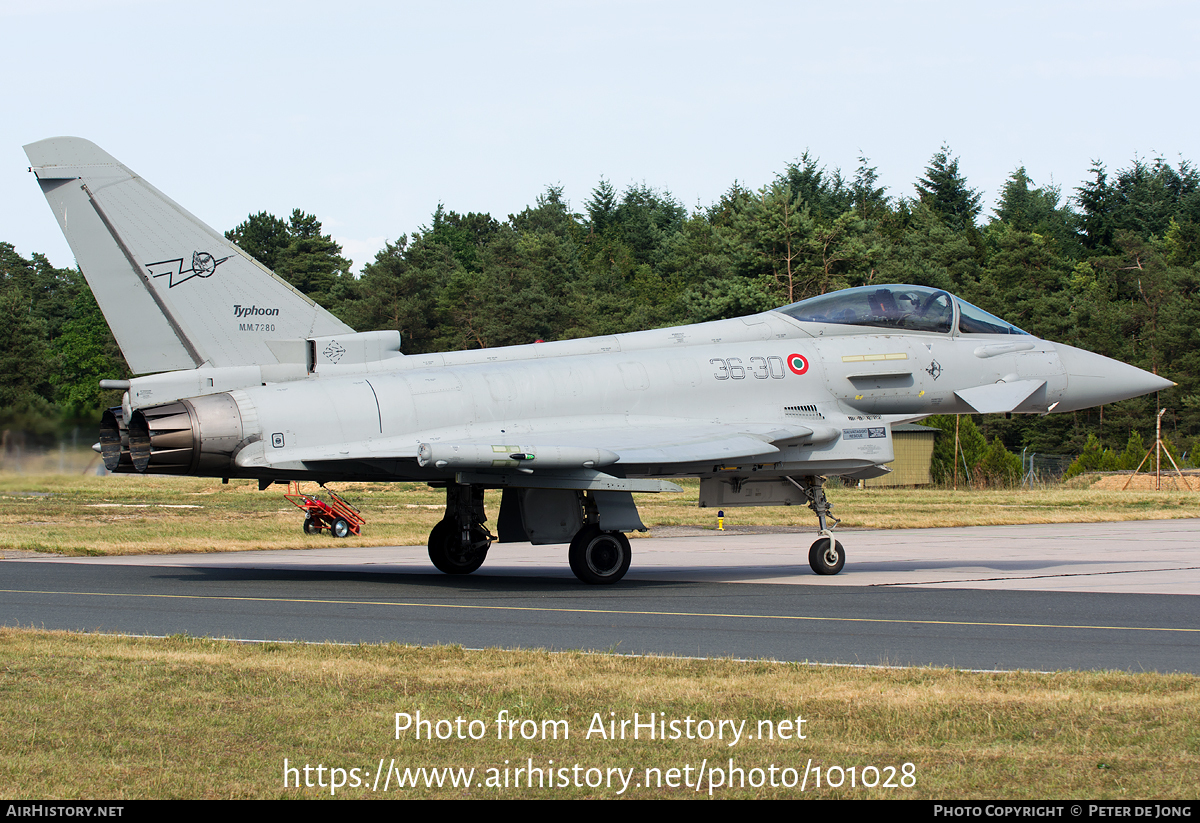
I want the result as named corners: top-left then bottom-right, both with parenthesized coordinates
top-left (808, 536), bottom-right (845, 575)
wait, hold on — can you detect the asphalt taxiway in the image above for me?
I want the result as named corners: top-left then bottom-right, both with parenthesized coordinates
top-left (3, 519), bottom-right (1198, 672)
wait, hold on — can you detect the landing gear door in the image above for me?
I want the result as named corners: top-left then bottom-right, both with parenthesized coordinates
top-left (592, 491), bottom-right (646, 532)
top-left (519, 489), bottom-right (583, 545)
top-left (513, 488), bottom-right (646, 544)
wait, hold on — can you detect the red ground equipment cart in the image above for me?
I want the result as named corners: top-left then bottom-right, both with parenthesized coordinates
top-left (284, 482), bottom-right (365, 538)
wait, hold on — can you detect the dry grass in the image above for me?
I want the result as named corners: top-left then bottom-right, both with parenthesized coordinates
top-left (0, 474), bottom-right (1197, 556)
top-left (1089, 473), bottom-right (1200, 492)
top-left (2, 629), bottom-right (1197, 799)
top-left (0, 474), bottom-right (453, 555)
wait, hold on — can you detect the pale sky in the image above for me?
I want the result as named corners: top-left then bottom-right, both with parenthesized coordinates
top-left (3, 0), bottom-right (1197, 273)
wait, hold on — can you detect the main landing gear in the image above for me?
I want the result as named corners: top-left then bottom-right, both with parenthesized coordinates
top-left (568, 525), bottom-right (632, 585)
top-left (789, 476), bottom-right (845, 575)
top-left (425, 483), bottom-right (635, 584)
top-left (428, 483), bottom-right (492, 575)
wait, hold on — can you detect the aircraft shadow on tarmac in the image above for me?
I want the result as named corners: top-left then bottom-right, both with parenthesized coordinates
top-left (147, 566), bottom-right (690, 595)
top-left (144, 554), bottom-right (1155, 592)
top-left (817, 558), bottom-right (1146, 573)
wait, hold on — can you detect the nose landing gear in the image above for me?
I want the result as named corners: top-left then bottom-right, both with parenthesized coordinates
top-left (789, 476), bottom-right (846, 575)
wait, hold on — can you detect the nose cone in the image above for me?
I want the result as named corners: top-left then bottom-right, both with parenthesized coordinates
top-left (1054, 343), bottom-right (1174, 412)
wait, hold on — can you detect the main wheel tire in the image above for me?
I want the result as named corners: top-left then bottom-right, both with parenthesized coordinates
top-left (303, 518), bottom-right (321, 535)
top-left (427, 519), bottom-right (489, 575)
top-left (332, 518), bottom-right (351, 539)
top-left (568, 526), bottom-right (631, 585)
top-left (808, 537), bottom-right (845, 575)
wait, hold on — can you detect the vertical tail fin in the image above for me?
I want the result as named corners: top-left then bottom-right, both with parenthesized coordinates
top-left (23, 137), bottom-right (353, 374)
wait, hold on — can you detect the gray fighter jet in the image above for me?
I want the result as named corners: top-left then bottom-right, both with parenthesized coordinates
top-left (24, 137), bottom-right (1174, 583)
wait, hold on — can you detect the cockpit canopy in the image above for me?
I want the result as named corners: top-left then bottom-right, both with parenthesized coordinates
top-left (775, 284), bottom-right (1028, 335)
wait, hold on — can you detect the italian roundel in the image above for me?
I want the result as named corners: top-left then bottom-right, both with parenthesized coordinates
top-left (787, 353), bottom-right (809, 375)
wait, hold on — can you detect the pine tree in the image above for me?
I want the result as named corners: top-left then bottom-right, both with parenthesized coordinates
top-left (915, 144), bottom-right (982, 232)
top-left (852, 155), bottom-right (888, 220)
top-left (227, 210), bottom-right (351, 303)
top-left (1075, 160), bottom-right (1113, 250)
top-left (225, 212), bottom-right (290, 270)
top-left (584, 179), bottom-right (617, 236)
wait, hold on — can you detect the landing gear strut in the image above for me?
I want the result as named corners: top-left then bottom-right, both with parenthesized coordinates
top-left (789, 475), bottom-right (845, 575)
top-left (428, 483), bottom-right (493, 575)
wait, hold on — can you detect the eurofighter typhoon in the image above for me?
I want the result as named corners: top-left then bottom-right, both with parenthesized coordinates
top-left (24, 137), bottom-right (1174, 583)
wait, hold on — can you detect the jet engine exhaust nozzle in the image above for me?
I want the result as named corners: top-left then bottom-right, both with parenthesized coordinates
top-left (99, 406), bottom-right (133, 472)
top-left (126, 394), bottom-right (245, 476)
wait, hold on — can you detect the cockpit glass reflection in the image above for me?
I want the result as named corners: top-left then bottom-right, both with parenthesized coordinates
top-left (778, 285), bottom-right (954, 333)
top-left (956, 299), bottom-right (1029, 335)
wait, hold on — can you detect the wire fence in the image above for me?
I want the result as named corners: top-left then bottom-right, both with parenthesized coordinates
top-left (1019, 451), bottom-right (1073, 486)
